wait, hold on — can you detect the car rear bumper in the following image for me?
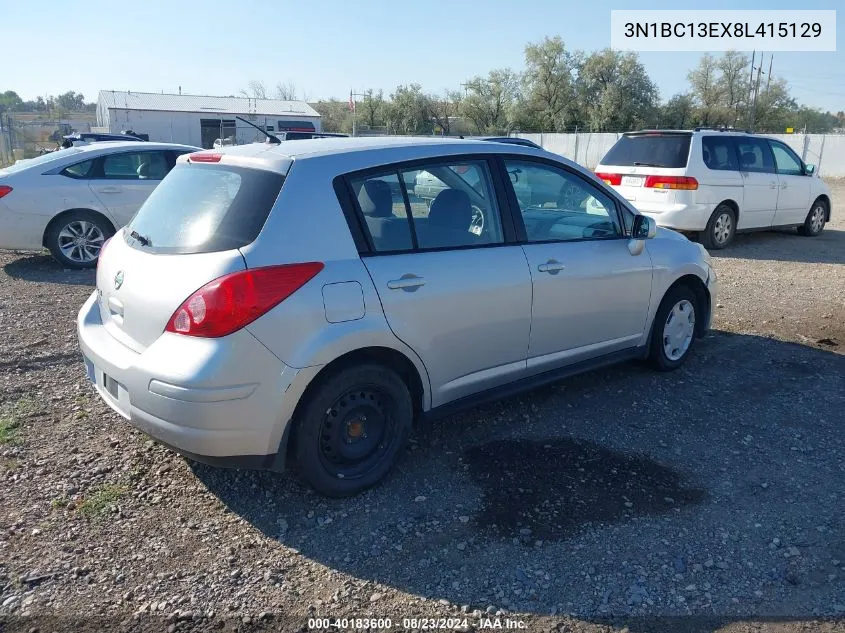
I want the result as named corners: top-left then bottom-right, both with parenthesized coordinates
top-left (0, 201), bottom-right (47, 251)
top-left (635, 201), bottom-right (714, 232)
top-left (76, 291), bottom-right (321, 468)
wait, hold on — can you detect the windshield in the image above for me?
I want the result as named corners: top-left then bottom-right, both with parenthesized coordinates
top-left (126, 163), bottom-right (285, 254)
top-left (601, 134), bottom-right (692, 168)
top-left (0, 147), bottom-right (84, 175)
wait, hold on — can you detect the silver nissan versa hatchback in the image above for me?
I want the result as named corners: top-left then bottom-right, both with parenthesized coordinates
top-left (77, 137), bottom-right (717, 496)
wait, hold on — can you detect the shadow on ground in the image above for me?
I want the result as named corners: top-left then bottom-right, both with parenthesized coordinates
top-left (3, 253), bottom-right (95, 286)
top-left (713, 227), bottom-right (845, 265)
top-left (193, 331), bottom-right (845, 628)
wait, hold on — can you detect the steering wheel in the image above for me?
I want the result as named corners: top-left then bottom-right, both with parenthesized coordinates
top-left (559, 183), bottom-right (585, 211)
top-left (470, 206), bottom-right (484, 236)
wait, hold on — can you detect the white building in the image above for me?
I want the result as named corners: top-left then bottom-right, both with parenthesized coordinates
top-left (96, 90), bottom-right (321, 148)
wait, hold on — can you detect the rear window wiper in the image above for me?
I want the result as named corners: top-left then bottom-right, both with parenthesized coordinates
top-left (632, 161), bottom-right (669, 167)
top-left (129, 230), bottom-right (151, 247)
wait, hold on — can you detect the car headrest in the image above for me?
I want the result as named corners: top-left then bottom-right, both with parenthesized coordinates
top-left (358, 180), bottom-right (394, 217)
top-left (740, 151), bottom-right (756, 167)
top-left (429, 189), bottom-right (472, 231)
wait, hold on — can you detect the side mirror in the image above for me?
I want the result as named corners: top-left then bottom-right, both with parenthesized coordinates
top-left (632, 214), bottom-right (657, 240)
top-left (804, 163), bottom-right (816, 176)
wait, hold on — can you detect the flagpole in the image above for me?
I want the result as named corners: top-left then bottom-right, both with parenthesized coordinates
top-left (350, 88), bottom-right (357, 137)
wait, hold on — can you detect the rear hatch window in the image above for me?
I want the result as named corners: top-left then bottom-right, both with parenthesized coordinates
top-left (125, 163), bottom-right (285, 254)
top-left (601, 133), bottom-right (692, 168)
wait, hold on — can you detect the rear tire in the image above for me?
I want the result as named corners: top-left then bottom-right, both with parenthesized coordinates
top-left (45, 211), bottom-right (114, 269)
top-left (797, 199), bottom-right (827, 236)
top-left (700, 204), bottom-right (736, 250)
top-left (648, 285), bottom-right (699, 372)
top-left (293, 364), bottom-right (412, 497)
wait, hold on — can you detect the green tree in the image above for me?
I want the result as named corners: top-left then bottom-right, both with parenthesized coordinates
top-left (717, 51), bottom-right (750, 127)
top-left (660, 93), bottom-right (695, 129)
top-left (53, 91), bottom-right (87, 113)
top-left (752, 78), bottom-right (797, 132)
top-left (384, 84), bottom-right (431, 135)
top-left (577, 50), bottom-right (658, 131)
top-left (0, 90), bottom-right (24, 112)
top-left (313, 99), bottom-right (352, 134)
top-left (427, 90), bottom-right (462, 135)
top-left (460, 69), bottom-right (520, 134)
top-left (520, 36), bottom-right (580, 131)
top-left (688, 54), bottom-right (722, 125)
top-left (360, 89), bottom-right (385, 129)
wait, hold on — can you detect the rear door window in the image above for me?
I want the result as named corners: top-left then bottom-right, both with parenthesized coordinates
top-left (734, 137), bottom-right (775, 173)
top-left (126, 163), bottom-right (284, 254)
top-left (701, 136), bottom-right (739, 171)
top-left (601, 134), bottom-right (692, 168)
top-left (101, 151), bottom-right (170, 180)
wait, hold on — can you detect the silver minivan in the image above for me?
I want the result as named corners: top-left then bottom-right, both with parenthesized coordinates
top-left (78, 137), bottom-right (717, 496)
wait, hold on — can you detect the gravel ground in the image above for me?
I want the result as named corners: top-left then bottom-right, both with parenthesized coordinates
top-left (1, 183), bottom-right (844, 633)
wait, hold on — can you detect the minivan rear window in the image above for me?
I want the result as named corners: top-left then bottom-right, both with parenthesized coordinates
top-left (125, 163), bottom-right (284, 254)
top-left (601, 133), bottom-right (692, 168)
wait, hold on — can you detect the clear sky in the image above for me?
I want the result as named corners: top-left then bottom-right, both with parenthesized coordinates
top-left (4, 0), bottom-right (843, 111)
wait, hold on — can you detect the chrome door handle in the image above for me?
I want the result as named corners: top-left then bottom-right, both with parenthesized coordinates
top-left (387, 275), bottom-right (425, 290)
top-left (769, 182), bottom-right (778, 189)
top-left (96, 187), bottom-right (121, 194)
top-left (780, 183), bottom-right (788, 189)
top-left (538, 260), bottom-right (566, 273)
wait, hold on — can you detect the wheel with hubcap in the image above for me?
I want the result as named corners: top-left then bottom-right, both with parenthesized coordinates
top-left (45, 211), bottom-right (114, 269)
top-left (797, 199), bottom-right (827, 236)
top-left (648, 285), bottom-right (699, 371)
top-left (700, 204), bottom-right (736, 250)
top-left (293, 364), bottom-right (412, 497)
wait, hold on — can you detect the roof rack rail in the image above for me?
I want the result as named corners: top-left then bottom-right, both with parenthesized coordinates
top-left (693, 126), bottom-right (752, 133)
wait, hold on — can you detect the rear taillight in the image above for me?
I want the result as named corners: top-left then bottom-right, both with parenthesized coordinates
top-left (644, 175), bottom-right (698, 190)
top-left (595, 172), bottom-right (621, 186)
top-left (165, 263), bottom-right (324, 338)
top-left (189, 153), bottom-right (222, 163)
top-left (0, 185), bottom-right (13, 199)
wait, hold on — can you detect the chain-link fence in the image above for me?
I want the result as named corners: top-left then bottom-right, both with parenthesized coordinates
top-left (0, 113), bottom-right (97, 166)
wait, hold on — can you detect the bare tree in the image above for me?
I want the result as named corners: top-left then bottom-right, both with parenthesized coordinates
top-left (360, 89), bottom-right (384, 128)
top-left (428, 90), bottom-right (462, 135)
top-left (275, 81), bottom-right (297, 100)
top-left (240, 80), bottom-right (268, 100)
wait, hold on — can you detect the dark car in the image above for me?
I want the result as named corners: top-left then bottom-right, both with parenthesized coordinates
top-left (61, 132), bottom-right (147, 148)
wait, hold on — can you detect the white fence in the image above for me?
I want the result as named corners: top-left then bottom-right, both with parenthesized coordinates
top-left (513, 132), bottom-right (845, 177)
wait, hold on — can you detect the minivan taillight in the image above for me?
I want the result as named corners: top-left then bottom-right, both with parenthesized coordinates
top-left (165, 263), bottom-right (324, 338)
top-left (644, 175), bottom-right (698, 190)
top-left (0, 185), bottom-right (13, 199)
top-left (595, 172), bottom-right (621, 186)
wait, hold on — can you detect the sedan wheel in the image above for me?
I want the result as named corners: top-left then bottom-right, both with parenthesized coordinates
top-left (57, 220), bottom-right (105, 264)
top-left (648, 285), bottom-right (700, 371)
top-left (662, 299), bottom-right (696, 361)
top-left (45, 211), bottom-right (114, 269)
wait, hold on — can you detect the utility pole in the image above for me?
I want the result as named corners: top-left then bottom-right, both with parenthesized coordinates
top-left (460, 82), bottom-right (470, 98)
top-left (765, 54), bottom-right (773, 97)
top-left (746, 51), bottom-right (756, 129)
top-left (750, 52), bottom-right (765, 132)
top-left (349, 90), bottom-right (365, 136)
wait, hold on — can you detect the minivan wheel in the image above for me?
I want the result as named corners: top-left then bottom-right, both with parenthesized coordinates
top-left (648, 285), bottom-right (699, 372)
top-left (45, 211), bottom-right (114, 269)
top-left (293, 364), bottom-right (412, 497)
top-left (700, 205), bottom-right (736, 250)
top-left (797, 200), bottom-right (827, 236)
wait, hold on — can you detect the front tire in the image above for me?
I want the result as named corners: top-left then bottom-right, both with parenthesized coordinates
top-left (293, 364), bottom-right (412, 497)
top-left (797, 199), bottom-right (827, 236)
top-left (648, 285), bottom-right (699, 372)
top-left (45, 211), bottom-right (113, 269)
top-left (700, 204), bottom-right (736, 250)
